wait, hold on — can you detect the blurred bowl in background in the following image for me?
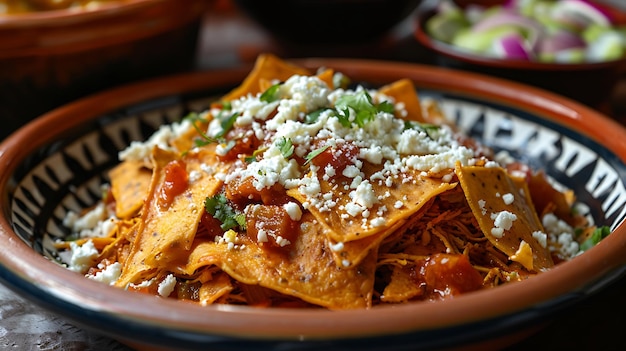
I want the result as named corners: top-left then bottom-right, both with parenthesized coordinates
top-left (232, 0), bottom-right (423, 44)
top-left (414, 0), bottom-right (626, 109)
top-left (0, 0), bottom-right (209, 140)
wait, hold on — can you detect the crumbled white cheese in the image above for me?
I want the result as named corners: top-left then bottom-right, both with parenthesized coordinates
top-left (119, 119), bottom-right (192, 162)
top-left (532, 230), bottom-right (548, 249)
top-left (158, 274), bottom-right (177, 297)
top-left (87, 262), bottom-right (121, 285)
top-left (490, 211), bottom-right (517, 238)
top-left (283, 202), bottom-right (302, 221)
top-left (257, 229), bottom-right (268, 243)
top-left (68, 240), bottom-right (99, 273)
top-left (543, 213), bottom-right (580, 259)
top-left (330, 241), bottom-right (345, 252)
top-left (478, 199), bottom-right (487, 216)
top-left (502, 193), bottom-right (514, 205)
top-left (63, 202), bottom-right (107, 232)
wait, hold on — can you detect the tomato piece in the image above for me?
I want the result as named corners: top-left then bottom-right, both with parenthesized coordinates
top-left (217, 127), bottom-right (260, 162)
top-left (310, 140), bottom-right (359, 177)
top-left (225, 177), bottom-right (292, 209)
top-left (419, 253), bottom-right (484, 298)
top-left (158, 159), bottom-right (188, 209)
top-left (245, 204), bottom-right (299, 249)
top-left (200, 211), bottom-right (226, 239)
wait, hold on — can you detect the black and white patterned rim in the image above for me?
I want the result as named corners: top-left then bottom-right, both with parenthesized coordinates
top-left (8, 89), bottom-right (626, 264)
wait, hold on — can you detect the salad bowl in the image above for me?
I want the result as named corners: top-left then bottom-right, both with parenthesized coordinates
top-left (414, 0), bottom-right (626, 108)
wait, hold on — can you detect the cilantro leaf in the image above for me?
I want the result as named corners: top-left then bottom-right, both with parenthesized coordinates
top-left (276, 137), bottom-right (294, 159)
top-left (305, 108), bottom-right (328, 124)
top-left (216, 111), bottom-right (239, 138)
top-left (205, 193), bottom-right (246, 231)
top-left (404, 121), bottom-right (441, 140)
top-left (260, 83), bottom-right (281, 103)
top-left (304, 145), bottom-right (330, 165)
top-left (185, 112), bottom-right (219, 147)
top-left (332, 90), bottom-right (394, 127)
top-left (245, 146), bottom-right (267, 163)
top-left (184, 110), bottom-right (240, 148)
top-left (579, 225), bottom-right (610, 251)
top-left (377, 101), bottom-right (395, 114)
top-left (220, 101), bottom-right (232, 110)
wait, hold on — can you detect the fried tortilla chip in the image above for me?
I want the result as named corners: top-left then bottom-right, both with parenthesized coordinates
top-left (109, 160), bottom-right (152, 219)
top-left (379, 78), bottom-right (425, 123)
top-left (178, 213), bottom-right (376, 309)
top-left (198, 271), bottom-right (234, 305)
top-left (315, 68), bottom-right (335, 89)
top-left (455, 163), bottom-right (554, 271)
top-left (221, 53), bottom-right (312, 101)
top-left (288, 163), bottom-right (457, 245)
top-left (116, 147), bottom-right (224, 287)
top-left (528, 171), bottom-right (581, 226)
top-left (327, 218), bottom-right (406, 269)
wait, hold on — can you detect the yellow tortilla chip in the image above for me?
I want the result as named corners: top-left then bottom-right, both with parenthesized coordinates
top-left (327, 218), bottom-right (407, 269)
top-left (198, 272), bottom-right (234, 305)
top-left (109, 160), bottom-right (152, 219)
top-left (455, 163), bottom-right (554, 271)
top-left (287, 163), bottom-right (457, 245)
top-left (97, 223), bottom-right (136, 264)
top-left (178, 213), bottom-right (376, 309)
top-left (316, 68), bottom-right (335, 89)
top-left (116, 147), bottom-right (224, 287)
top-left (379, 78), bottom-right (425, 123)
top-left (528, 171), bottom-right (581, 226)
top-left (221, 53), bottom-right (312, 101)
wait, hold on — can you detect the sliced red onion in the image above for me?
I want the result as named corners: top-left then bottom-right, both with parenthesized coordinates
top-left (551, 0), bottom-right (613, 30)
top-left (472, 10), bottom-right (542, 32)
top-left (425, 0), bottom-right (626, 63)
top-left (538, 29), bottom-right (586, 54)
top-left (491, 32), bottom-right (532, 60)
top-left (471, 10), bottom-right (545, 50)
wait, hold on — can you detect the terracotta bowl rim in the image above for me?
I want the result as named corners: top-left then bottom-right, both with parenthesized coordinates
top-left (0, 0), bottom-right (173, 27)
top-left (1, 58), bottom-right (626, 345)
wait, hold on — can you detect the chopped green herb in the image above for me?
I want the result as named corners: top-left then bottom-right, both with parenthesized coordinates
top-left (304, 145), bottom-right (330, 165)
top-left (244, 146), bottom-right (267, 163)
top-left (332, 90), bottom-right (393, 127)
top-left (185, 112), bottom-right (219, 147)
top-left (276, 137), bottom-right (294, 159)
top-left (216, 111), bottom-right (239, 138)
top-left (186, 109), bottom-right (240, 148)
top-left (404, 121), bottom-right (441, 140)
top-left (377, 101), bottom-right (395, 114)
top-left (260, 83), bottom-right (281, 103)
top-left (220, 101), bottom-right (232, 110)
top-left (205, 193), bottom-right (246, 231)
top-left (304, 108), bottom-right (328, 124)
top-left (579, 225), bottom-right (610, 251)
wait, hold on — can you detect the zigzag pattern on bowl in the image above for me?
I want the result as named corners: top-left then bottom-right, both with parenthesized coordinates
top-left (9, 91), bottom-right (626, 266)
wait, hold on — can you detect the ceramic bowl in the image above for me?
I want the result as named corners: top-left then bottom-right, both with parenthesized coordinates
top-left (413, 0), bottom-right (626, 109)
top-left (0, 0), bottom-right (209, 141)
top-left (232, 0), bottom-right (423, 44)
top-left (1, 58), bottom-right (626, 351)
